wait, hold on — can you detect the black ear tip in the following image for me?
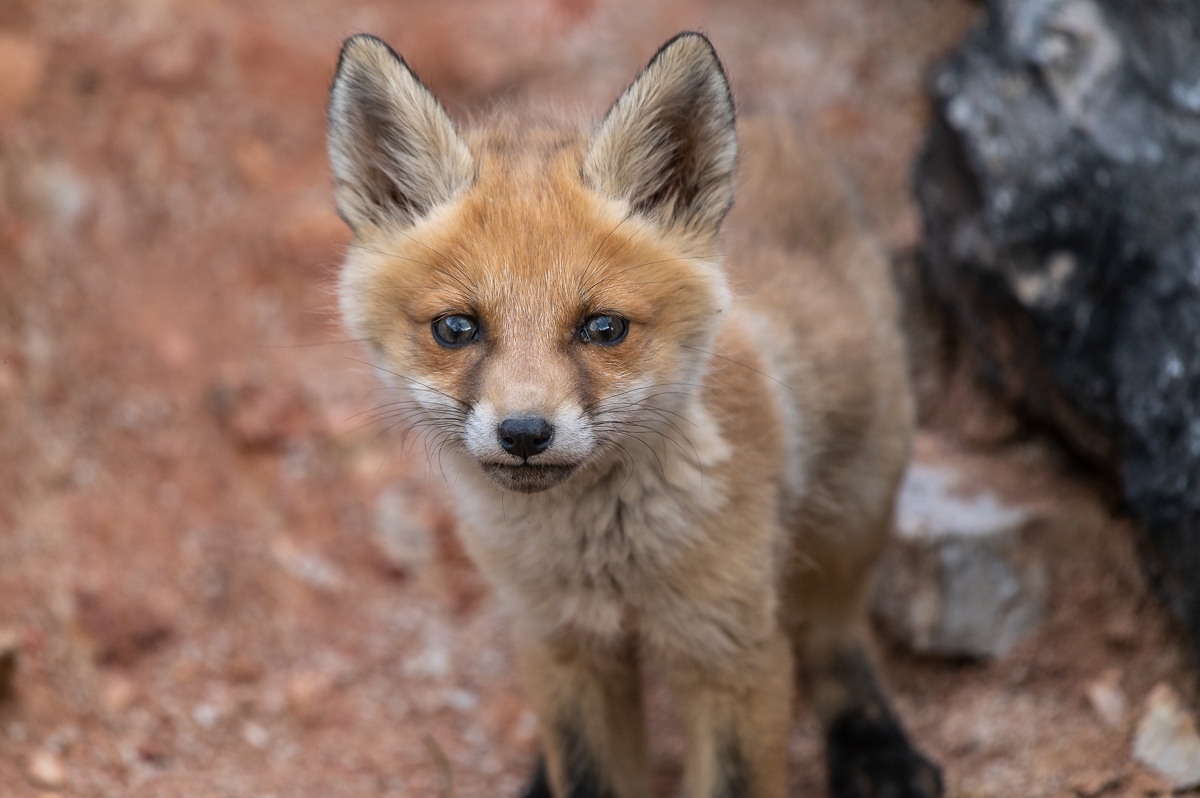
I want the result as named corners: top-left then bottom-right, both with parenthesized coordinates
top-left (340, 33), bottom-right (390, 55)
top-left (335, 33), bottom-right (406, 76)
top-left (338, 33), bottom-right (381, 60)
top-left (646, 31), bottom-right (730, 101)
top-left (668, 30), bottom-right (716, 49)
top-left (655, 30), bottom-right (721, 63)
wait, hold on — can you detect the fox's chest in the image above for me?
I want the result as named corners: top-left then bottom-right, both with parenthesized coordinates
top-left (453, 455), bottom-right (726, 645)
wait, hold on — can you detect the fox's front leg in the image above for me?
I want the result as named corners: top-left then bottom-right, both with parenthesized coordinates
top-left (517, 633), bottom-right (649, 798)
top-left (800, 620), bottom-right (943, 798)
top-left (783, 529), bottom-right (943, 798)
top-left (667, 630), bottom-right (794, 798)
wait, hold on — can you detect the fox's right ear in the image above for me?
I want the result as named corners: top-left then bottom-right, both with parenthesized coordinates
top-left (584, 32), bottom-right (736, 239)
top-left (327, 35), bottom-right (474, 234)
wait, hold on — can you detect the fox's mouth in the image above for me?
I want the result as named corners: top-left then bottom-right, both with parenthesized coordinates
top-left (480, 462), bottom-right (578, 493)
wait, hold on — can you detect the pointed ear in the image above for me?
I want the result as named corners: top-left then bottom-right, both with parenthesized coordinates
top-left (327, 35), bottom-right (474, 234)
top-left (583, 32), bottom-right (737, 237)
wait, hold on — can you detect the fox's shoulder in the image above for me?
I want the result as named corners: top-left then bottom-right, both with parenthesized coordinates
top-left (726, 118), bottom-right (866, 265)
top-left (718, 117), bottom-right (912, 496)
top-left (727, 116), bottom-right (902, 345)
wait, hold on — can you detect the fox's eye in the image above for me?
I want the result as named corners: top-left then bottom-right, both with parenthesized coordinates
top-left (432, 314), bottom-right (480, 348)
top-left (579, 314), bottom-right (628, 345)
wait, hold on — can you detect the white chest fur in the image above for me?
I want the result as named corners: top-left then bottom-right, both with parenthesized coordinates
top-left (450, 403), bottom-right (736, 654)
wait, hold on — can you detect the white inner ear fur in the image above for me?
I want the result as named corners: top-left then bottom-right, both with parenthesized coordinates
top-left (327, 34), bottom-right (474, 232)
top-left (582, 33), bottom-right (737, 235)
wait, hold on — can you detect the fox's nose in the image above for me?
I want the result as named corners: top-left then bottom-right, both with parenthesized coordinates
top-left (497, 416), bottom-right (554, 460)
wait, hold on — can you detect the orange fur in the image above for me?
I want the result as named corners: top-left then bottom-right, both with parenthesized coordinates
top-left (328, 31), bottom-right (940, 798)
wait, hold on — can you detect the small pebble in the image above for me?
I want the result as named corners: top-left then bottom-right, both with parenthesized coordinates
top-left (243, 721), bottom-right (270, 749)
top-left (192, 703), bottom-right (219, 729)
top-left (272, 538), bottom-right (344, 593)
top-left (1103, 615), bottom-right (1139, 649)
top-left (445, 688), bottom-right (478, 712)
top-left (27, 748), bottom-right (66, 789)
top-left (137, 738), bottom-right (168, 763)
top-left (101, 673), bottom-right (138, 714)
top-left (1085, 669), bottom-right (1127, 728)
top-left (225, 654), bottom-right (265, 684)
top-left (1069, 771), bottom-right (1121, 797)
top-left (286, 670), bottom-right (333, 718)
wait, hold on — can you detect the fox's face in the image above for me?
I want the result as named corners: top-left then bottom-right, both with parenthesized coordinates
top-left (328, 34), bottom-right (736, 493)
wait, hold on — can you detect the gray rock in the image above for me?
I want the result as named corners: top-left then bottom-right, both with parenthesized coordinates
top-left (874, 463), bottom-right (1045, 658)
top-left (1133, 683), bottom-right (1200, 790)
top-left (913, 0), bottom-right (1200, 662)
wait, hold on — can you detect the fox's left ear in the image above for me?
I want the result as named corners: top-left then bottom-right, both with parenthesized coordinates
top-left (327, 35), bottom-right (474, 235)
top-left (583, 32), bottom-right (737, 238)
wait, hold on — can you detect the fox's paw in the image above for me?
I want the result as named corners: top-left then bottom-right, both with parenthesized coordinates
top-left (826, 709), bottom-right (943, 798)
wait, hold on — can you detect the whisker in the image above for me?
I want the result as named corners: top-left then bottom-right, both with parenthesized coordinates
top-left (579, 210), bottom-right (635, 293)
top-left (620, 417), bottom-right (700, 463)
top-left (617, 431), bottom-right (667, 483)
top-left (580, 217), bottom-right (652, 294)
top-left (683, 345), bottom-right (794, 394)
top-left (260, 337), bottom-right (374, 349)
top-left (345, 243), bottom-right (437, 270)
top-left (380, 219), bottom-right (478, 296)
top-left (583, 256), bottom-right (695, 296)
top-left (582, 382), bottom-right (708, 413)
top-left (345, 357), bottom-right (472, 408)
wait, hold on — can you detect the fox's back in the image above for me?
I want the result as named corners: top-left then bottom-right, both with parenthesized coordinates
top-left (721, 118), bottom-right (913, 528)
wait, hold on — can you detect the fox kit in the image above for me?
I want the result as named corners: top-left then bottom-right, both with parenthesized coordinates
top-left (327, 31), bottom-right (941, 798)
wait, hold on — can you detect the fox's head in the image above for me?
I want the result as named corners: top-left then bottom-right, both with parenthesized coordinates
top-left (328, 32), bottom-right (737, 493)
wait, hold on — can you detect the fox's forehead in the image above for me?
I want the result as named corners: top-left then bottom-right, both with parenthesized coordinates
top-left (376, 133), bottom-right (653, 303)
top-left (459, 124), bottom-right (619, 262)
top-left (469, 117), bottom-right (587, 167)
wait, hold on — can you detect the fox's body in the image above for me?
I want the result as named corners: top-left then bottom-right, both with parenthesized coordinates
top-left (329, 32), bottom-right (940, 798)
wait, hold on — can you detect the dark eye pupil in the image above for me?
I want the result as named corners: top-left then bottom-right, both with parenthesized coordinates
top-left (583, 315), bottom-right (627, 344)
top-left (433, 315), bottom-right (478, 347)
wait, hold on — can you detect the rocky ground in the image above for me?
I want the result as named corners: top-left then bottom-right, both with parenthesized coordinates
top-left (0, 0), bottom-right (1196, 796)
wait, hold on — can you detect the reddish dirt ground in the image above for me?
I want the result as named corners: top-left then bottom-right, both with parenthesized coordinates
top-left (0, 0), bottom-right (1194, 796)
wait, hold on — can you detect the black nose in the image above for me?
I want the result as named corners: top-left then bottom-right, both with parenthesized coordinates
top-left (497, 416), bottom-right (554, 460)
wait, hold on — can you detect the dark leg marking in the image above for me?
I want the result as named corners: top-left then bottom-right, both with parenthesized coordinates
top-left (559, 722), bottom-right (617, 798)
top-left (823, 653), bottom-right (943, 798)
top-left (827, 707), bottom-right (943, 798)
top-left (820, 652), bottom-right (940, 792)
top-left (715, 737), bottom-right (750, 798)
top-left (521, 726), bottom-right (616, 798)
top-left (521, 754), bottom-right (553, 798)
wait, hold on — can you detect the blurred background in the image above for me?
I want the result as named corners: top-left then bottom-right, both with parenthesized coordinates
top-left (1, 0), bottom-right (1194, 795)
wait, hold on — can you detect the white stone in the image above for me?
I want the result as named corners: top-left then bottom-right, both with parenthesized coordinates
top-left (271, 537), bottom-right (343, 593)
top-left (1133, 683), bottom-right (1200, 789)
top-left (873, 463), bottom-right (1046, 658)
top-left (242, 721), bottom-right (270, 750)
top-left (1086, 669), bottom-right (1128, 728)
top-left (27, 749), bottom-right (66, 788)
top-left (192, 703), bottom-right (219, 729)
